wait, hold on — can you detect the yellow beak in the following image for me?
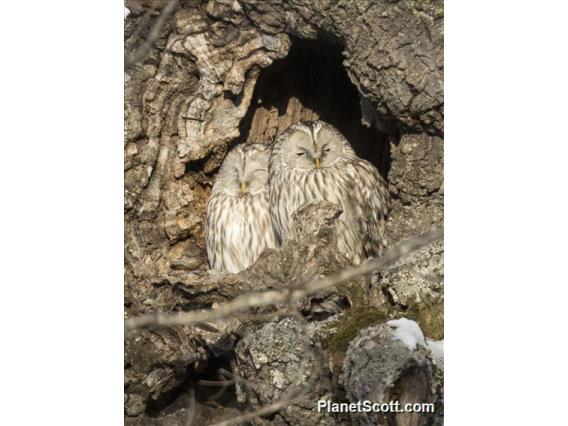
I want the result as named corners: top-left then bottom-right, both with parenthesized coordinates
top-left (240, 181), bottom-right (248, 193)
top-left (314, 158), bottom-right (321, 168)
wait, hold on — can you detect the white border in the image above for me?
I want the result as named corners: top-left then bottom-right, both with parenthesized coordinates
top-left (446, 1), bottom-right (568, 424)
top-left (1, 1), bottom-right (567, 424)
top-left (0, 1), bottom-right (123, 424)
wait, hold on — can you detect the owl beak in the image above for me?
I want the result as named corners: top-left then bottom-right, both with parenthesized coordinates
top-left (240, 181), bottom-right (248, 193)
top-left (314, 158), bottom-right (321, 168)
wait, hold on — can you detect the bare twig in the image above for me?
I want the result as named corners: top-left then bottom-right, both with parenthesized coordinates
top-left (303, 228), bottom-right (443, 294)
top-left (209, 379), bottom-right (233, 402)
top-left (125, 0), bottom-right (179, 70)
top-left (198, 379), bottom-right (236, 387)
top-left (218, 367), bottom-right (256, 389)
top-left (186, 388), bottom-right (196, 426)
top-left (210, 394), bottom-right (306, 426)
top-left (126, 289), bottom-right (291, 330)
top-left (125, 228), bottom-right (442, 330)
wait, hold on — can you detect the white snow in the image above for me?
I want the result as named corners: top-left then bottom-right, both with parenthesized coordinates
top-left (125, 6), bottom-right (130, 19)
top-left (387, 318), bottom-right (444, 367)
top-left (426, 339), bottom-right (444, 367)
top-left (387, 317), bottom-right (426, 351)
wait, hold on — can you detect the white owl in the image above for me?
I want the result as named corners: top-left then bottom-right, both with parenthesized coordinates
top-left (269, 120), bottom-right (390, 264)
top-left (206, 143), bottom-right (279, 273)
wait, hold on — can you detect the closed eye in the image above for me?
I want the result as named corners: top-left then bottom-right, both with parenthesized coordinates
top-left (296, 152), bottom-right (305, 156)
top-left (322, 144), bottom-right (331, 153)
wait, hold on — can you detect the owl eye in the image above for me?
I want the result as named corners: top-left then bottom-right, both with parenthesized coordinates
top-left (296, 152), bottom-right (305, 156)
top-left (324, 147), bottom-right (331, 152)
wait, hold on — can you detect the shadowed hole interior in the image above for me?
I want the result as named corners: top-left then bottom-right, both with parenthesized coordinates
top-left (239, 36), bottom-right (394, 177)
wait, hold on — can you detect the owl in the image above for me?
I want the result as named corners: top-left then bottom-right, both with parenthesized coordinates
top-left (269, 120), bottom-right (390, 264)
top-left (206, 143), bottom-right (279, 273)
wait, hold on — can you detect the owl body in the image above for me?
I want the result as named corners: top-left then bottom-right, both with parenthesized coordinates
top-left (206, 144), bottom-right (278, 273)
top-left (269, 121), bottom-right (390, 264)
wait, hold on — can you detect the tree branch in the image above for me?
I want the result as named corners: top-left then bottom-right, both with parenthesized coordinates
top-left (125, 0), bottom-right (179, 70)
top-left (125, 228), bottom-right (443, 331)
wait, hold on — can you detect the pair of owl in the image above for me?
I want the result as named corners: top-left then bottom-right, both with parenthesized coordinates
top-left (205, 120), bottom-right (391, 274)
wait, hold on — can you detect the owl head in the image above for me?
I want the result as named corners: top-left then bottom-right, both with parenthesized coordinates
top-left (213, 143), bottom-right (271, 196)
top-left (272, 120), bottom-right (357, 171)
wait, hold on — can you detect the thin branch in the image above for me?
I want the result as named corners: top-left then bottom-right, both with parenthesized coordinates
top-left (125, 228), bottom-right (442, 331)
top-left (126, 289), bottom-right (290, 330)
top-left (198, 379), bottom-right (236, 387)
top-left (210, 394), bottom-right (306, 426)
top-left (186, 388), bottom-right (196, 426)
top-left (125, 0), bottom-right (179, 70)
top-left (304, 228), bottom-right (443, 294)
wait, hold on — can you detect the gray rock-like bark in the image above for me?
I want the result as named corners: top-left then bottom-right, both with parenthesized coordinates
top-left (386, 133), bottom-right (444, 246)
top-left (240, 0), bottom-right (444, 136)
top-left (380, 239), bottom-right (443, 340)
top-left (124, 0), bottom-right (443, 423)
top-left (340, 323), bottom-right (438, 426)
top-left (234, 317), bottom-right (337, 426)
top-left (124, 326), bottom-right (209, 415)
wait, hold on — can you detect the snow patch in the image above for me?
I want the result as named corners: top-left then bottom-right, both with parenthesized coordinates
top-left (387, 318), bottom-right (444, 367)
top-left (125, 6), bottom-right (130, 19)
top-left (387, 318), bottom-right (426, 351)
top-left (426, 338), bottom-right (444, 367)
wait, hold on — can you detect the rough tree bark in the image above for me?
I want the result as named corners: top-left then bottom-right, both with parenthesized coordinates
top-left (124, 1), bottom-right (443, 424)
